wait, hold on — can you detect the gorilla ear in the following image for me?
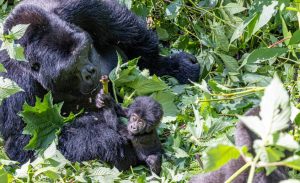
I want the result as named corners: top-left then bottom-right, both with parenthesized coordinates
top-left (3, 4), bottom-right (49, 36)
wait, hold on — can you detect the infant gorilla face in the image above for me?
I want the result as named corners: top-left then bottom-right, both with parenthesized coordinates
top-left (128, 113), bottom-right (147, 135)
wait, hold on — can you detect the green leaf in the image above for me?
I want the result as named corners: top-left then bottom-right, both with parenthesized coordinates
top-left (1, 41), bottom-right (27, 61)
top-left (156, 27), bottom-right (169, 41)
top-left (289, 30), bottom-right (300, 45)
top-left (259, 75), bottom-right (290, 135)
top-left (281, 156), bottom-right (300, 170)
top-left (242, 73), bottom-right (272, 86)
top-left (151, 90), bottom-right (178, 118)
top-left (208, 80), bottom-right (231, 93)
top-left (128, 75), bottom-right (168, 95)
top-left (0, 168), bottom-right (13, 183)
top-left (270, 133), bottom-right (299, 150)
top-left (224, 3), bottom-right (247, 15)
top-left (173, 147), bottom-right (189, 158)
top-left (89, 167), bottom-right (120, 183)
top-left (0, 64), bottom-right (6, 72)
top-left (0, 76), bottom-right (23, 104)
top-left (280, 13), bottom-right (292, 45)
top-left (203, 144), bottom-right (240, 172)
top-left (280, 180), bottom-right (300, 183)
top-left (252, 1), bottom-right (278, 35)
top-left (10, 24), bottom-right (29, 40)
top-left (187, 105), bottom-right (204, 139)
top-left (230, 14), bottom-right (257, 43)
top-left (118, 0), bottom-right (132, 9)
top-left (19, 92), bottom-right (76, 152)
top-left (239, 75), bottom-right (290, 139)
top-left (165, 0), bottom-right (182, 20)
top-left (215, 53), bottom-right (239, 72)
top-left (212, 23), bottom-right (229, 52)
top-left (264, 147), bottom-right (285, 175)
top-left (243, 48), bottom-right (288, 66)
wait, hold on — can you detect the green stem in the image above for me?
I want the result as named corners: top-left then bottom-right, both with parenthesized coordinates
top-left (247, 152), bottom-right (261, 183)
top-left (211, 88), bottom-right (264, 97)
top-left (297, 12), bottom-right (300, 29)
top-left (225, 161), bottom-right (251, 183)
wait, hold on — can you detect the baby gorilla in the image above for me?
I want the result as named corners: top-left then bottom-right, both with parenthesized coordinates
top-left (96, 94), bottom-right (164, 175)
top-left (126, 97), bottom-right (164, 175)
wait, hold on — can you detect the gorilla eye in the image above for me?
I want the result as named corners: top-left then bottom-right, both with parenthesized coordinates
top-left (131, 115), bottom-right (138, 122)
top-left (138, 121), bottom-right (143, 125)
top-left (31, 63), bottom-right (40, 71)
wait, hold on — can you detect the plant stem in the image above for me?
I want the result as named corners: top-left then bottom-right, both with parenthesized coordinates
top-left (225, 161), bottom-right (251, 183)
top-left (210, 88), bottom-right (265, 97)
top-left (247, 152), bottom-right (261, 183)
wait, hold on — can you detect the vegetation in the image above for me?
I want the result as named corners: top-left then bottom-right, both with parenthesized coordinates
top-left (1, 0), bottom-right (300, 182)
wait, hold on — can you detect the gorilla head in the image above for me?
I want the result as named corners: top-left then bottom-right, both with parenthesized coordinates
top-left (4, 5), bottom-right (102, 101)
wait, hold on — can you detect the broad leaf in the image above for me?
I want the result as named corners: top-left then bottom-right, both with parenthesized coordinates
top-left (224, 3), bottom-right (247, 15)
top-left (252, 1), bottom-right (278, 35)
top-left (0, 76), bottom-right (22, 104)
top-left (289, 30), bottom-right (300, 45)
top-left (242, 48), bottom-right (288, 66)
top-left (259, 75), bottom-right (290, 136)
top-left (165, 0), bottom-right (182, 20)
top-left (281, 156), bottom-right (300, 170)
top-left (20, 92), bottom-right (77, 152)
top-left (0, 64), bottom-right (6, 72)
top-left (215, 53), bottom-right (239, 73)
top-left (10, 24), bottom-right (29, 40)
top-left (203, 144), bottom-right (240, 172)
top-left (270, 133), bottom-right (299, 151)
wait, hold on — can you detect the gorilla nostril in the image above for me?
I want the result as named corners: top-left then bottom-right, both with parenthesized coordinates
top-left (85, 75), bottom-right (91, 81)
top-left (87, 66), bottom-right (96, 74)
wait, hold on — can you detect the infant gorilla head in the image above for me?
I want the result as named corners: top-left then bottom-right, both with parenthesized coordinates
top-left (127, 97), bottom-right (163, 135)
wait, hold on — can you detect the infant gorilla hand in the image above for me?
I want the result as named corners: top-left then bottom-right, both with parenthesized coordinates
top-left (95, 90), bottom-right (114, 109)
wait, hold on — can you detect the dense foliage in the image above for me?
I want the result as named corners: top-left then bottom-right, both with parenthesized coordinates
top-left (1, 0), bottom-right (300, 182)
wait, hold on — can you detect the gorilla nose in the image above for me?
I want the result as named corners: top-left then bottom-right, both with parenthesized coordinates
top-left (130, 124), bottom-right (137, 130)
top-left (81, 65), bottom-right (97, 83)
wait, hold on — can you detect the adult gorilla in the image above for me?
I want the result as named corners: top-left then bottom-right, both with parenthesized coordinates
top-left (0, 0), bottom-right (200, 169)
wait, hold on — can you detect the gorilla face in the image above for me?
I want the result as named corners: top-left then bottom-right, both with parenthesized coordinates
top-left (4, 5), bottom-right (102, 99)
top-left (24, 26), bottom-right (102, 99)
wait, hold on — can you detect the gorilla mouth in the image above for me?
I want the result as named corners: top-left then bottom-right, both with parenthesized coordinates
top-left (81, 83), bottom-right (101, 95)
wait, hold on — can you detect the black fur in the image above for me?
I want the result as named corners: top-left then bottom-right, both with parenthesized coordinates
top-left (0, 0), bottom-right (199, 166)
top-left (126, 97), bottom-right (163, 175)
top-left (189, 107), bottom-right (289, 183)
